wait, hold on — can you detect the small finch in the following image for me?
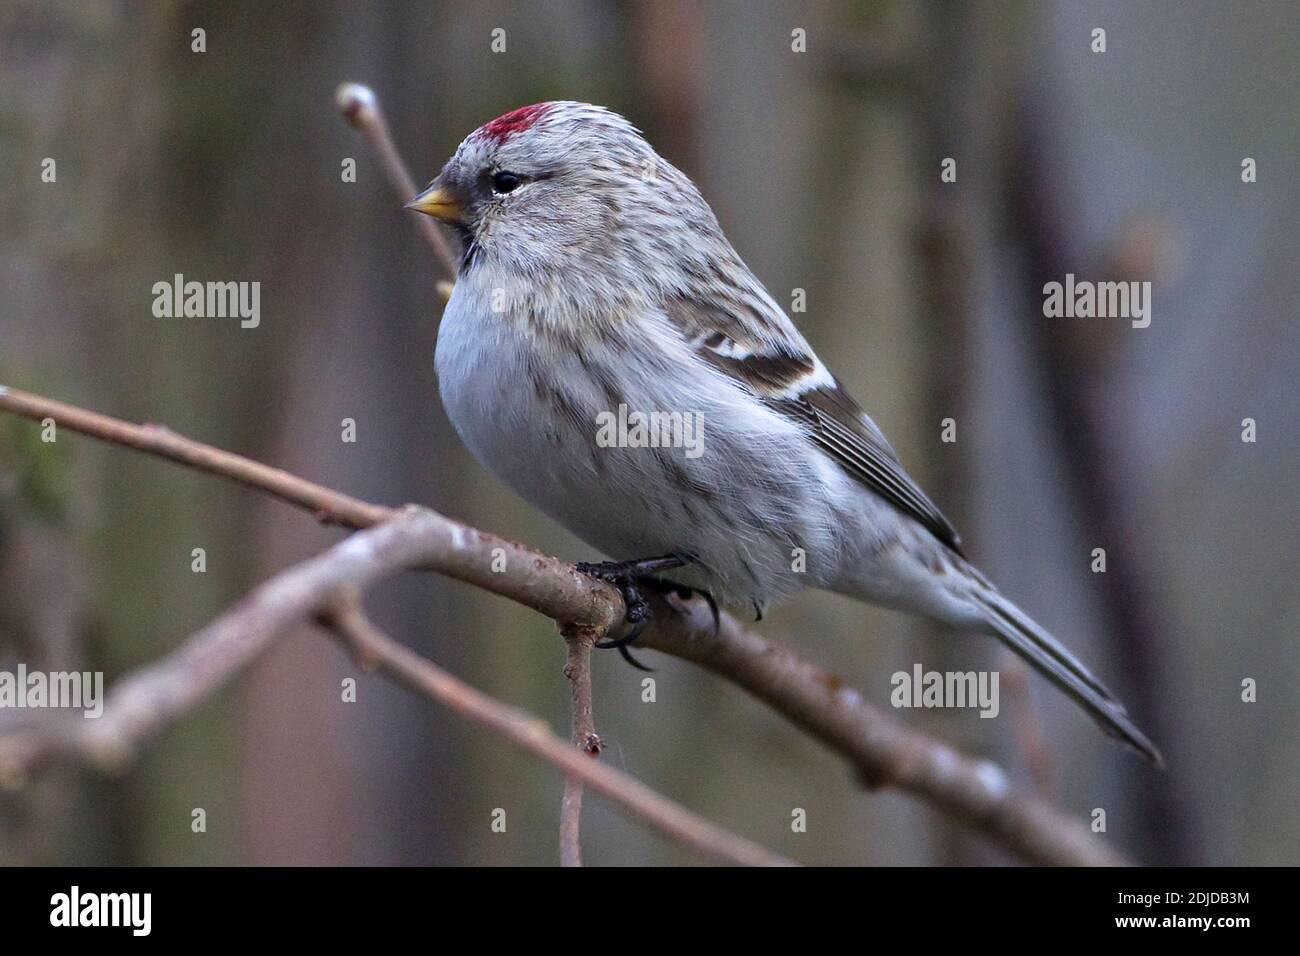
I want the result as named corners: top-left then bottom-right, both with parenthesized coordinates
top-left (408, 101), bottom-right (1161, 764)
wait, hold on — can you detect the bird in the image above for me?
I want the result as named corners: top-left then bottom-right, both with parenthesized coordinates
top-left (406, 101), bottom-right (1162, 765)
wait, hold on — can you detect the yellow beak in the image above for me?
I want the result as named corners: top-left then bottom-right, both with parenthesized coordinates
top-left (405, 184), bottom-right (463, 222)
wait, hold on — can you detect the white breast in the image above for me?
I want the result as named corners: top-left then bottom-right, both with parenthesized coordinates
top-left (434, 280), bottom-right (856, 609)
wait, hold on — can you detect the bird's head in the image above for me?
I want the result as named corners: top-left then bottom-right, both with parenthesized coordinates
top-left (408, 102), bottom-right (727, 315)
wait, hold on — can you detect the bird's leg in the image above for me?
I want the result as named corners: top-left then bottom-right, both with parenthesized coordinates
top-left (576, 553), bottom-right (710, 670)
top-left (576, 554), bottom-right (691, 580)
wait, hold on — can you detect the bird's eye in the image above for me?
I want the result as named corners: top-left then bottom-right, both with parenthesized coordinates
top-left (491, 171), bottom-right (523, 194)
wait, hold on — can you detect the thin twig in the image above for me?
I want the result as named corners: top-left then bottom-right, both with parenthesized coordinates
top-left (0, 385), bottom-right (391, 528)
top-left (320, 601), bottom-right (785, 866)
top-left (558, 624), bottom-right (601, 867)
top-left (0, 385), bottom-right (619, 632)
top-left (0, 384), bottom-right (1126, 865)
top-left (336, 82), bottom-right (459, 281)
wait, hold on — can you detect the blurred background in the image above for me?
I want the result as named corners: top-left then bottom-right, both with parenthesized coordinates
top-left (1, 0), bottom-right (1296, 866)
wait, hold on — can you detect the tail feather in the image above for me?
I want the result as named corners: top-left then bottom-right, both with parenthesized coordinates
top-left (975, 590), bottom-right (1164, 767)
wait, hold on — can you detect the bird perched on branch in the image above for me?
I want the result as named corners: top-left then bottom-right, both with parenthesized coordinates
top-left (408, 101), bottom-right (1161, 764)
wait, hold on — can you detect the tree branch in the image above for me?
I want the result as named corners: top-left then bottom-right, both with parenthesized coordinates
top-left (558, 624), bottom-right (600, 866)
top-left (638, 595), bottom-right (1125, 866)
top-left (0, 385), bottom-right (392, 529)
top-left (0, 509), bottom-right (447, 777)
top-left (0, 513), bottom-right (792, 866)
top-left (0, 384), bottom-right (1127, 865)
top-left (319, 597), bottom-right (790, 867)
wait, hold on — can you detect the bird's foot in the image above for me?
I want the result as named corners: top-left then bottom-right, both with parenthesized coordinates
top-left (576, 554), bottom-right (708, 670)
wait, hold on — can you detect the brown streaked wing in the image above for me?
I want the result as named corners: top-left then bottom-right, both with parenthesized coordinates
top-left (664, 296), bottom-right (815, 393)
top-left (663, 296), bottom-right (964, 555)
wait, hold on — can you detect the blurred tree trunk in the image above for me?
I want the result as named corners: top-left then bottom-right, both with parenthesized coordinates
top-left (1, 0), bottom-right (236, 865)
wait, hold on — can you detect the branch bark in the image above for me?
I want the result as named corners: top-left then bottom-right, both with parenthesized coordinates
top-left (0, 384), bottom-right (1127, 866)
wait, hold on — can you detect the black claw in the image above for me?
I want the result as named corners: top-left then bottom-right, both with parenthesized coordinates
top-left (576, 554), bottom-right (698, 671)
top-left (595, 615), bottom-right (648, 649)
top-left (616, 645), bottom-right (654, 671)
